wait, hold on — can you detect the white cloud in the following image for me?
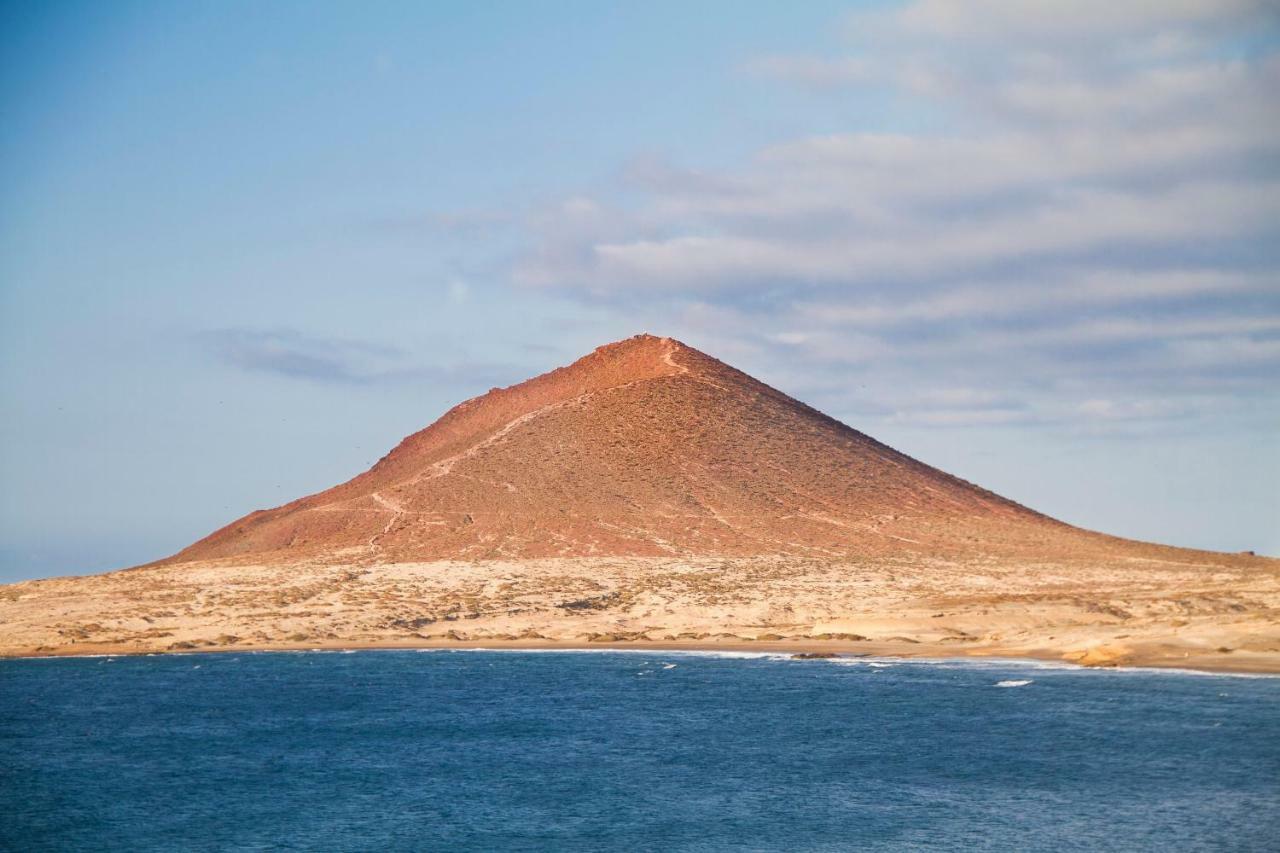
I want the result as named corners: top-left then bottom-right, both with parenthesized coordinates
top-left (574, 179), bottom-right (1279, 291)
top-left (796, 270), bottom-right (1277, 328)
top-left (887, 0), bottom-right (1267, 42)
top-left (1076, 398), bottom-right (1190, 422)
top-left (509, 1), bottom-right (1280, 431)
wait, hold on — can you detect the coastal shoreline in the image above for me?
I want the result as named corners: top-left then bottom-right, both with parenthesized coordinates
top-left (5, 554), bottom-right (1276, 676)
top-left (6, 638), bottom-right (1278, 676)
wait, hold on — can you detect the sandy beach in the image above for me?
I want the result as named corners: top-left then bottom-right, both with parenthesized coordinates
top-left (4, 552), bottom-right (1276, 674)
top-left (13, 639), bottom-right (1278, 676)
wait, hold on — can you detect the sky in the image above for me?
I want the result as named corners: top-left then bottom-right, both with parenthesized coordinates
top-left (1, 0), bottom-right (1278, 582)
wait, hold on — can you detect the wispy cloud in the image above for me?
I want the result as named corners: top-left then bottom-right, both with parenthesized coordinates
top-left (509, 0), bottom-right (1280, 431)
top-left (880, 0), bottom-right (1268, 42)
top-left (201, 328), bottom-right (518, 388)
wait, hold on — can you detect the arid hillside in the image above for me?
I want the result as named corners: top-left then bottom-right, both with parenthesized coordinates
top-left (171, 334), bottom-right (1174, 565)
top-left (2, 334), bottom-right (1276, 669)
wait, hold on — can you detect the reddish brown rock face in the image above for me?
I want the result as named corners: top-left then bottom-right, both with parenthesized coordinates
top-left (166, 334), bottom-right (1141, 564)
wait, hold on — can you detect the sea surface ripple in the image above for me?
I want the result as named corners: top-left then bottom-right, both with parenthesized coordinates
top-left (2, 650), bottom-right (1277, 851)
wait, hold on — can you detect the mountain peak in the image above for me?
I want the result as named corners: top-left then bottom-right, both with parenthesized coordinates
top-left (168, 335), bottom-right (1065, 565)
top-left (584, 333), bottom-right (696, 378)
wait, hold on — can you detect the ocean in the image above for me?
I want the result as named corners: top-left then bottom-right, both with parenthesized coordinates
top-left (1, 650), bottom-right (1277, 851)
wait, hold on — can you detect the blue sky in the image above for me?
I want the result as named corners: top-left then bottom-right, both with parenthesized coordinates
top-left (2, 0), bottom-right (1278, 581)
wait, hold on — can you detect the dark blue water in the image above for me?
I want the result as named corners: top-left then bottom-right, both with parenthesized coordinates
top-left (1, 650), bottom-right (1277, 852)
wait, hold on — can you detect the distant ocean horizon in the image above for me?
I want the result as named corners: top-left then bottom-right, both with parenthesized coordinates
top-left (3, 650), bottom-right (1277, 851)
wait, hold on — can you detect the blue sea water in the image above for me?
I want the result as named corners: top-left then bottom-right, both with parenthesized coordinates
top-left (1, 650), bottom-right (1278, 852)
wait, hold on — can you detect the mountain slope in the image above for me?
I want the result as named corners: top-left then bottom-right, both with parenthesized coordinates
top-left (5, 333), bottom-right (1276, 669)
top-left (175, 334), bottom-right (1130, 565)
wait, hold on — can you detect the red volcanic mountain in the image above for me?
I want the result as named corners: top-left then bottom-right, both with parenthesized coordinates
top-left (170, 334), bottom-right (1129, 565)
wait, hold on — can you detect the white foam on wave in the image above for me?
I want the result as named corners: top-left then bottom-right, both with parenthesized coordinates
top-left (766, 653), bottom-right (1279, 681)
top-left (439, 647), bottom-right (794, 661)
top-left (32, 653), bottom-right (122, 659)
top-left (842, 655), bottom-right (1280, 680)
top-left (418, 648), bottom-right (1253, 681)
top-left (995, 679), bottom-right (1032, 687)
top-left (948, 656), bottom-right (1278, 680)
top-left (820, 656), bottom-right (892, 667)
top-left (8, 648), bottom-right (1274, 679)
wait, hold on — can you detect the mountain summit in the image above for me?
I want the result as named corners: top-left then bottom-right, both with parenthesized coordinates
top-left (6, 334), bottom-right (1275, 668)
top-left (174, 333), bottom-right (1079, 564)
